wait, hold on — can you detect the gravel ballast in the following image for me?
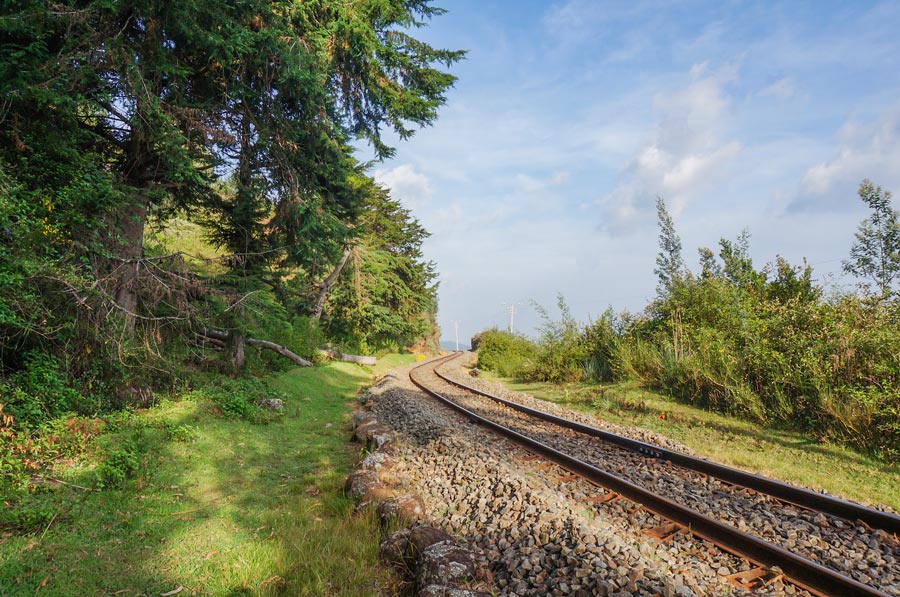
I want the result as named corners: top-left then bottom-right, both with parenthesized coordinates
top-left (361, 357), bottom-right (828, 596)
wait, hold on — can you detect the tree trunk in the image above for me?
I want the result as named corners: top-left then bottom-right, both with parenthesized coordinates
top-left (202, 328), bottom-right (313, 367)
top-left (226, 330), bottom-right (246, 370)
top-left (112, 101), bottom-right (154, 336)
top-left (312, 247), bottom-right (352, 320)
top-left (112, 194), bottom-right (149, 335)
top-left (246, 337), bottom-right (313, 367)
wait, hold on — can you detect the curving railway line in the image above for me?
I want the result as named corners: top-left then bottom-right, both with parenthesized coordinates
top-left (408, 351), bottom-right (900, 597)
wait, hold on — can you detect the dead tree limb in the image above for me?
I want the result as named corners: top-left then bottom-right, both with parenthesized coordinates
top-left (311, 247), bottom-right (352, 321)
top-left (245, 337), bottom-right (312, 367)
top-left (317, 349), bottom-right (376, 366)
top-left (201, 328), bottom-right (313, 367)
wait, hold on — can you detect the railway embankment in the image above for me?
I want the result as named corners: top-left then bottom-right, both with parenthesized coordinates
top-left (355, 352), bottom-right (900, 596)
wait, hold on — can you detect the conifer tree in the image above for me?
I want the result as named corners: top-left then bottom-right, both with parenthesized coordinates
top-left (0, 0), bottom-right (461, 344)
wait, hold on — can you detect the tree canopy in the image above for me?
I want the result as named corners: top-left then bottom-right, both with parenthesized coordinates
top-left (0, 0), bottom-right (460, 390)
top-left (843, 179), bottom-right (900, 298)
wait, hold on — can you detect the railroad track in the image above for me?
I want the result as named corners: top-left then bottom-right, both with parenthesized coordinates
top-left (409, 351), bottom-right (900, 597)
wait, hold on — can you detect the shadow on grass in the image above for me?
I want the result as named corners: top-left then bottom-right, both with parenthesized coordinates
top-left (0, 360), bottom-right (396, 596)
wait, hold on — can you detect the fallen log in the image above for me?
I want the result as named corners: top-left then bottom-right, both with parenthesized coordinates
top-left (202, 329), bottom-right (313, 367)
top-left (318, 349), bottom-right (377, 366)
top-left (246, 337), bottom-right (313, 367)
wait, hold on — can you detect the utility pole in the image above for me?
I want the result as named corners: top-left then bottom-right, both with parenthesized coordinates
top-left (501, 302), bottom-right (521, 334)
top-left (454, 320), bottom-right (460, 351)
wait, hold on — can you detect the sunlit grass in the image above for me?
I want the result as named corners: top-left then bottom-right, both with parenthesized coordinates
top-left (484, 373), bottom-right (900, 512)
top-left (145, 217), bottom-right (228, 276)
top-left (0, 355), bottom-right (417, 596)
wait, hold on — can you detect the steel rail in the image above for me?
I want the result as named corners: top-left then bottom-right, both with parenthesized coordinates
top-left (410, 354), bottom-right (890, 597)
top-left (432, 353), bottom-right (900, 535)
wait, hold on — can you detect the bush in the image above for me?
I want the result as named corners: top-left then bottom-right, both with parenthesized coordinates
top-left (499, 271), bottom-right (900, 461)
top-left (0, 352), bottom-right (87, 428)
top-left (620, 275), bottom-right (900, 461)
top-left (476, 329), bottom-right (537, 378)
top-left (0, 490), bottom-right (57, 533)
top-left (519, 297), bottom-right (589, 384)
top-left (95, 442), bottom-right (140, 488)
top-left (189, 376), bottom-right (285, 424)
top-left (581, 310), bottom-right (621, 382)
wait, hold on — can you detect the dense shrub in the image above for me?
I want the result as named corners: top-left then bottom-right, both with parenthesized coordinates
top-left (95, 442), bottom-right (140, 488)
top-left (0, 352), bottom-right (93, 428)
top-left (475, 330), bottom-right (537, 378)
top-left (474, 271), bottom-right (900, 462)
top-left (519, 297), bottom-right (588, 384)
top-left (187, 376), bottom-right (285, 424)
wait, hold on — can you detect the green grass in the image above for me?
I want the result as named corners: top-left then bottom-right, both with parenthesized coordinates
top-left (145, 217), bottom-right (227, 276)
top-left (0, 355), bottom-right (417, 596)
top-left (484, 374), bottom-right (900, 512)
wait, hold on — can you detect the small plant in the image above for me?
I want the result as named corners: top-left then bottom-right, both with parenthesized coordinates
top-left (190, 376), bottom-right (285, 424)
top-left (0, 492), bottom-right (56, 533)
top-left (166, 423), bottom-right (198, 442)
top-left (0, 352), bottom-right (84, 428)
top-left (95, 443), bottom-right (140, 488)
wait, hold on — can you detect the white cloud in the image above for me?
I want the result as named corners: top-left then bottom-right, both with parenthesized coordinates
top-left (373, 164), bottom-right (433, 211)
top-left (759, 76), bottom-right (796, 99)
top-left (663, 142), bottom-right (742, 194)
top-left (600, 63), bottom-right (742, 228)
top-left (799, 106), bottom-right (900, 201)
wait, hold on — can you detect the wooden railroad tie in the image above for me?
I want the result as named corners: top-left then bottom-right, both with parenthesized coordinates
top-left (642, 522), bottom-right (686, 543)
top-left (583, 491), bottom-right (619, 504)
top-left (726, 567), bottom-right (783, 591)
top-left (554, 473), bottom-right (579, 484)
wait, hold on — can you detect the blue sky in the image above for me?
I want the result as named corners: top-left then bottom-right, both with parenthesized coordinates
top-left (361, 1), bottom-right (900, 344)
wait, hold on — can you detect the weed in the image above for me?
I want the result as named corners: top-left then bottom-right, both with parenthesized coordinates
top-left (95, 442), bottom-right (139, 488)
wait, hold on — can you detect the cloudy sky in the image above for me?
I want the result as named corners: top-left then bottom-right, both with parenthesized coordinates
top-left (361, 0), bottom-right (900, 344)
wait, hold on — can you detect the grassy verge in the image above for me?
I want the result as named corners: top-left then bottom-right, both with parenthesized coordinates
top-left (1, 354), bottom-right (417, 596)
top-left (481, 373), bottom-right (900, 512)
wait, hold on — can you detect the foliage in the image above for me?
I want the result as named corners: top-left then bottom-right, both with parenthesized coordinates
top-left (654, 196), bottom-right (684, 296)
top-left (95, 442), bottom-right (140, 488)
top-left (188, 376), bottom-right (286, 424)
top-left (0, 352), bottom-right (93, 429)
top-left (633, 255), bottom-right (900, 461)
top-left (0, 489), bottom-right (57, 533)
top-left (843, 179), bottom-right (900, 297)
top-left (475, 330), bottom-right (537, 378)
top-left (319, 177), bottom-right (439, 353)
top-left (476, 185), bottom-right (900, 462)
top-left (521, 296), bottom-right (590, 383)
top-left (0, 0), bottom-right (459, 420)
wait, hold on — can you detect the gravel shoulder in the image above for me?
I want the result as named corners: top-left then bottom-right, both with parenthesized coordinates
top-left (363, 356), bottom-right (821, 597)
top-left (429, 355), bottom-right (899, 595)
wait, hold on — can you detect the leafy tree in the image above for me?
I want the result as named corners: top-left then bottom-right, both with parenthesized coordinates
top-left (654, 196), bottom-right (684, 296)
top-left (843, 179), bottom-right (900, 297)
top-left (766, 256), bottom-right (819, 303)
top-left (698, 247), bottom-right (722, 280)
top-left (718, 228), bottom-right (761, 290)
top-left (319, 177), bottom-right (438, 352)
top-left (0, 0), bottom-right (461, 399)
